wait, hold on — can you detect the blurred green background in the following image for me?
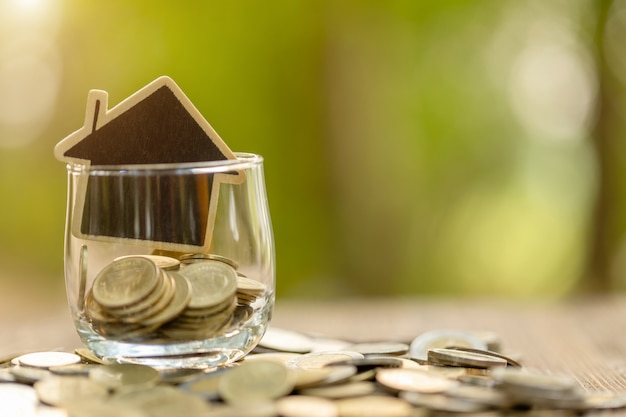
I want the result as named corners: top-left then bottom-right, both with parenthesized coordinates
top-left (0, 0), bottom-right (624, 300)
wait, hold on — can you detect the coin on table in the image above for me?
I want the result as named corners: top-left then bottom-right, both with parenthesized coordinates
top-left (375, 368), bottom-right (458, 394)
top-left (299, 381), bottom-right (377, 399)
top-left (446, 346), bottom-right (522, 368)
top-left (180, 368), bottom-right (230, 401)
top-left (328, 357), bottom-right (403, 372)
top-left (111, 385), bottom-right (211, 415)
top-left (180, 260), bottom-right (238, 309)
top-left (16, 351), bottom-right (81, 369)
top-left (92, 257), bottom-right (160, 308)
top-left (115, 254), bottom-right (181, 271)
top-left (427, 348), bottom-right (507, 369)
top-left (400, 391), bottom-right (489, 413)
top-left (218, 360), bottom-right (295, 404)
top-left (35, 375), bottom-right (109, 407)
top-left (286, 351), bottom-right (364, 369)
top-left (74, 348), bottom-right (109, 365)
top-left (259, 327), bottom-right (314, 354)
top-left (10, 366), bottom-right (52, 384)
top-left (493, 367), bottom-right (579, 396)
top-left (49, 364), bottom-right (98, 376)
top-left (409, 329), bottom-right (487, 362)
top-left (336, 395), bottom-right (413, 417)
top-left (244, 352), bottom-right (303, 366)
top-left (290, 366), bottom-right (356, 389)
top-left (89, 364), bottom-right (160, 391)
top-left (444, 384), bottom-right (510, 408)
top-left (0, 383), bottom-right (39, 416)
top-left (276, 395), bottom-right (339, 417)
top-left (345, 342), bottom-right (409, 356)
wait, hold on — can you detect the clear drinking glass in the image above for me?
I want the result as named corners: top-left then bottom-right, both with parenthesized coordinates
top-left (63, 153), bottom-right (274, 368)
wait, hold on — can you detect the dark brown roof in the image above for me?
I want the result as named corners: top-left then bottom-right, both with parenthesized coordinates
top-left (62, 85), bottom-right (228, 165)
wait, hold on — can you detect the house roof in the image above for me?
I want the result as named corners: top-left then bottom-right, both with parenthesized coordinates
top-left (55, 76), bottom-right (237, 166)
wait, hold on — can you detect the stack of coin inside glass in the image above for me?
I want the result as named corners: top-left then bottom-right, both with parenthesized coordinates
top-left (2, 328), bottom-right (625, 416)
top-left (83, 254), bottom-right (266, 341)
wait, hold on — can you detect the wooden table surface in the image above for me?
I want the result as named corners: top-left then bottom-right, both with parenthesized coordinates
top-left (2, 294), bottom-right (626, 414)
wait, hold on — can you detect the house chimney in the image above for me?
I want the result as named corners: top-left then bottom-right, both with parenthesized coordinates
top-left (85, 90), bottom-right (108, 133)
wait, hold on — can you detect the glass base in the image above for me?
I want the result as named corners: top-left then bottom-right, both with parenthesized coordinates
top-left (76, 296), bottom-right (272, 369)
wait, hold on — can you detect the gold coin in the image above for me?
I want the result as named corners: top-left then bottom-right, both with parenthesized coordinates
top-left (427, 348), bottom-right (507, 369)
top-left (409, 329), bottom-right (487, 362)
top-left (286, 351), bottom-right (364, 369)
top-left (258, 327), bottom-right (314, 354)
top-left (92, 257), bottom-right (160, 308)
top-left (236, 276), bottom-right (266, 295)
top-left (218, 360), bottom-right (294, 404)
top-left (299, 381), bottom-right (377, 399)
top-left (180, 253), bottom-right (238, 270)
top-left (16, 352), bottom-right (81, 369)
top-left (336, 395), bottom-right (413, 417)
top-left (140, 271), bottom-right (192, 326)
top-left (375, 368), bottom-right (458, 394)
top-left (84, 290), bottom-right (118, 323)
top-left (89, 364), bottom-right (160, 391)
top-left (111, 385), bottom-right (211, 415)
top-left (179, 261), bottom-right (237, 309)
top-left (34, 376), bottom-right (109, 407)
top-left (276, 395), bottom-right (339, 417)
top-left (107, 270), bottom-right (171, 319)
top-left (115, 254), bottom-right (181, 271)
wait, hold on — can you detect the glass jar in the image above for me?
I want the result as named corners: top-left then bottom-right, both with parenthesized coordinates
top-left (63, 153), bottom-right (274, 368)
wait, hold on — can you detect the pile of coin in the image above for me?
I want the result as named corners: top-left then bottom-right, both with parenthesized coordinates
top-left (2, 327), bottom-right (626, 416)
top-left (83, 254), bottom-right (266, 341)
top-left (2, 328), bottom-right (626, 416)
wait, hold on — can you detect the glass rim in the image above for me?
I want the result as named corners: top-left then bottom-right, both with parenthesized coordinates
top-left (66, 152), bottom-right (263, 175)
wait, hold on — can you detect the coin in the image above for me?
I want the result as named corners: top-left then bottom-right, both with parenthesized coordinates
top-left (327, 356), bottom-right (403, 372)
top-left (179, 367), bottom-right (230, 400)
top-left (0, 383), bottom-right (39, 416)
top-left (259, 327), bottom-right (314, 354)
top-left (244, 352), bottom-right (302, 366)
top-left (74, 348), bottom-right (109, 365)
top-left (236, 275), bottom-right (266, 295)
top-left (16, 351), bottom-right (81, 369)
top-left (286, 351), bottom-right (365, 369)
top-left (291, 366), bottom-right (357, 389)
top-left (180, 260), bottom-right (237, 309)
top-left (375, 368), bottom-right (458, 393)
top-left (447, 346), bottom-right (522, 368)
top-left (180, 253), bottom-right (239, 270)
top-left (140, 271), bottom-right (191, 326)
top-left (400, 391), bottom-right (489, 413)
top-left (345, 342), bottom-right (409, 356)
top-left (427, 348), bottom-right (508, 369)
top-left (89, 364), bottom-right (160, 391)
top-left (336, 395), bottom-right (413, 417)
top-left (444, 384), bottom-right (510, 408)
top-left (10, 366), bottom-right (52, 384)
top-left (111, 385), bottom-right (211, 415)
top-left (115, 254), bottom-right (181, 271)
top-left (92, 257), bottom-right (160, 308)
top-left (78, 244), bottom-right (88, 312)
top-left (409, 329), bottom-right (488, 362)
top-left (299, 381), bottom-right (377, 399)
top-left (34, 375), bottom-right (109, 407)
top-left (276, 395), bottom-right (338, 417)
top-left (105, 269), bottom-right (171, 319)
top-left (49, 364), bottom-right (98, 376)
top-left (218, 360), bottom-right (295, 404)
